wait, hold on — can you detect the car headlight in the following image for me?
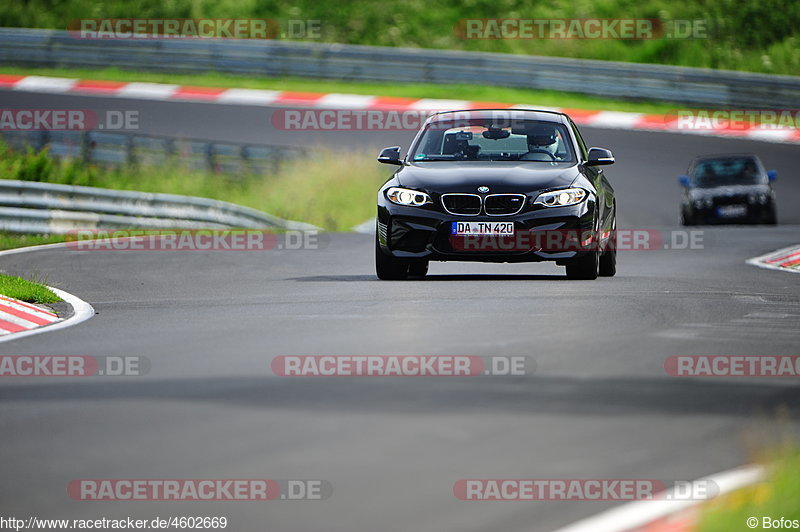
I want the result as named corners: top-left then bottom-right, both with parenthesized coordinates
top-left (386, 187), bottom-right (432, 207)
top-left (533, 188), bottom-right (588, 207)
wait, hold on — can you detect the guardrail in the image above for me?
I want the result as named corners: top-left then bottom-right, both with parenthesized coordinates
top-left (0, 129), bottom-right (303, 174)
top-left (0, 179), bottom-right (316, 234)
top-left (1, 27), bottom-right (799, 108)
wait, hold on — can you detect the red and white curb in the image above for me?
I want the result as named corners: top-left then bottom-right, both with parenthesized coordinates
top-left (0, 294), bottom-right (60, 335)
top-left (747, 245), bottom-right (800, 274)
top-left (2, 74), bottom-right (799, 144)
top-left (553, 465), bottom-right (765, 532)
top-left (0, 244), bottom-right (95, 343)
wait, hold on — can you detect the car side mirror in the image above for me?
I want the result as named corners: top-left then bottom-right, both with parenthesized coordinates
top-left (679, 175), bottom-right (691, 187)
top-left (767, 169), bottom-right (778, 181)
top-left (586, 147), bottom-right (614, 166)
top-left (378, 146), bottom-right (402, 165)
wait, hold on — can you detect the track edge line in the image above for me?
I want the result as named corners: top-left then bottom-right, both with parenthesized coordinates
top-left (551, 464), bottom-right (765, 532)
top-left (0, 241), bottom-right (94, 343)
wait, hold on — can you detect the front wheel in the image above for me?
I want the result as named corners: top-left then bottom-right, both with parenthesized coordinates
top-left (375, 239), bottom-right (409, 280)
top-left (599, 248), bottom-right (616, 277)
top-left (408, 261), bottom-right (429, 278)
top-left (565, 251), bottom-right (599, 280)
top-left (765, 208), bottom-right (778, 225)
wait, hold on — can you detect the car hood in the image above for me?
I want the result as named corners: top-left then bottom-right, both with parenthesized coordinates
top-left (690, 184), bottom-right (770, 199)
top-left (396, 162), bottom-right (580, 194)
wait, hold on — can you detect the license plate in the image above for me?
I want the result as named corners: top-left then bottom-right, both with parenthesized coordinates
top-left (717, 205), bottom-right (747, 218)
top-left (451, 221), bottom-right (515, 235)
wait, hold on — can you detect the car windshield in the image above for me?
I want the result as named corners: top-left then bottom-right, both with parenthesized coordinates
top-left (410, 118), bottom-right (576, 163)
top-left (692, 157), bottom-right (766, 187)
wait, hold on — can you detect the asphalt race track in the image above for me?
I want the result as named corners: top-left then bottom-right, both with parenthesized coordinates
top-left (1, 89), bottom-right (799, 532)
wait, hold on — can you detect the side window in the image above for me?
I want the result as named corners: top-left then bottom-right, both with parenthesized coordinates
top-left (569, 119), bottom-right (589, 160)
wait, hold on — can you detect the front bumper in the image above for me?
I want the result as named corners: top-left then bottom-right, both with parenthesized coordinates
top-left (377, 201), bottom-right (598, 263)
top-left (687, 201), bottom-right (775, 224)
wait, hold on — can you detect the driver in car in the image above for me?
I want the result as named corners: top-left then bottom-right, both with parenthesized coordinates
top-left (521, 124), bottom-right (562, 161)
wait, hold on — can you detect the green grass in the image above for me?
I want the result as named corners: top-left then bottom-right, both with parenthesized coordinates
top-left (0, 66), bottom-right (682, 115)
top-left (0, 233), bottom-right (66, 251)
top-left (0, 273), bottom-right (61, 303)
top-left (0, 0), bottom-right (798, 75)
top-left (696, 445), bottom-right (800, 531)
top-left (0, 142), bottom-right (389, 232)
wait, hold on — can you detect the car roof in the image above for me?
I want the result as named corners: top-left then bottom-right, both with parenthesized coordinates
top-left (427, 109), bottom-right (569, 125)
top-left (692, 153), bottom-right (761, 164)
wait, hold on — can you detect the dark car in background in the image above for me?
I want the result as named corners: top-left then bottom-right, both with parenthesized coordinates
top-left (680, 154), bottom-right (778, 225)
top-left (375, 109), bottom-right (617, 281)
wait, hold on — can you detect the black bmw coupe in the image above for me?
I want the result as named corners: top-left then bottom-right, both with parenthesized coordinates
top-left (375, 109), bottom-right (617, 280)
top-left (679, 154), bottom-right (778, 225)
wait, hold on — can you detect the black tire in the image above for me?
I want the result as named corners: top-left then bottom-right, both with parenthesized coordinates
top-left (408, 260), bottom-right (429, 278)
top-left (599, 248), bottom-right (616, 277)
top-left (375, 239), bottom-right (409, 280)
top-left (765, 208), bottom-right (778, 225)
top-left (680, 209), bottom-right (693, 226)
top-left (565, 251), bottom-right (599, 280)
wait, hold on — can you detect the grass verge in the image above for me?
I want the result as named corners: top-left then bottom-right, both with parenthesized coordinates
top-left (0, 233), bottom-right (67, 251)
top-left (696, 445), bottom-right (800, 531)
top-left (1, 142), bottom-right (389, 232)
top-left (0, 66), bottom-right (683, 115)
top-left (0, 273), bottom-right (60, 303)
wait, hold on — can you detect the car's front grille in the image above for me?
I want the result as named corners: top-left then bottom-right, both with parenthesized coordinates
top-left (441, 194), bottom-right (481, 215)
top-left (484, 194), bottom-right (526, 216)
top-left (441, 193), bottom-right (526, 216)
top-left (713, 195), bottom-right (749, 206)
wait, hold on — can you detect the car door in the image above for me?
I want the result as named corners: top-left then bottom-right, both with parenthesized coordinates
top-left (569, 119), bottom-right (614, 236)
top-left (683, 161), bottom-right (696, 215)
